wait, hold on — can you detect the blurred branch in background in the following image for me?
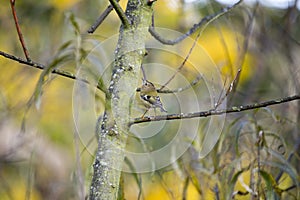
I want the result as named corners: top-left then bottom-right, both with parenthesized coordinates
top-left (149, 0), bottom-right (242, 45)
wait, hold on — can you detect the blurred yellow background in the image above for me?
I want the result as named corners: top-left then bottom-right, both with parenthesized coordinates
top-left (0, 0), bottom-right (299, 199)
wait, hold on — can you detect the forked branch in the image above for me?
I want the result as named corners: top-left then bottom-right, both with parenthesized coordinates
top-left (108, 0), bottom-right (130, 28)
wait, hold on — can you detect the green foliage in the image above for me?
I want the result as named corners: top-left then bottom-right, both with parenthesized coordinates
top-left (259, 170), bottom-right (278, 199)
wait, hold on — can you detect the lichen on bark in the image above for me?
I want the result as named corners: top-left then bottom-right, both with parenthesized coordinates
top-left (89, 1), bottom-right (153, 199)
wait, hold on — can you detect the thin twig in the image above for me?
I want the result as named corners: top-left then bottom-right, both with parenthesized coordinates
top-left (232, 2), bottom-right (257, 94)
top-left (227, 69), bottom-right (241, 96)
top-left (182, 177), bottom-right (189, 200)
top-left (0, 50), bottom-right (74, 79)
top-left (158, 0), bottom-right (228, 92)
top-left (149, 0), bottom-right (243, 45)
top-left (282, 185), bottom-right (297, 192)
top-left (130, 94), bottom-right (300, 125)
top-left (108, 0), bottom-right (130, 29)
top-left (215, 69), bottom-right (241, 108)
top-left (87, 0), bottom-right (120, 33)
top-left (141, 64), bottom-right (147, 81)
top-left (213, 184), bottom-right (220, 200)
top-left (256, 129), bottom-right (263, 198)
top-left (215, 77), bottom-right (228, 108)
top-left (136, 74), bottom-right (203, 93)
top-left (158, 75), bottom-right (203, 93)
top-left (0, 50), bottom-right (104, 92)
top-left (9, 0), bottom-right (31, 61)
top-left (159, 27), bottom-right (202, 91)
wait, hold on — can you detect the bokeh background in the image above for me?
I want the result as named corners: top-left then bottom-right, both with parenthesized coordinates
top-left (0, 0), bottom-right (299, 199)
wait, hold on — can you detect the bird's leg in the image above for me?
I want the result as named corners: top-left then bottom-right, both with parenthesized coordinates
top-left (141, 107), bottom-right (150, 118)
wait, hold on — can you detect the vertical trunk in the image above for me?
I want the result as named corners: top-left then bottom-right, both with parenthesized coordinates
top-left (89, 1), bottom-right (153, 199)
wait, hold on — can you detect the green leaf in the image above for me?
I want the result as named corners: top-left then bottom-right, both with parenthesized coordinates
top-left (27, 38), bottom-right (74, 110)
top-left (32, 54), bottom-right (73, 109)
top-left (262, 149), bottom-right (300, 196)
top-left (234, 121), bottom-right (248, 156)
top-left (259, 170), bottom-right (277, 199)
top-left (68, 12), bottom-right (81, 35)
top-left (264, 131), bottom-right (286, 154)
top-left (227, 169), bottom-right (245, 200)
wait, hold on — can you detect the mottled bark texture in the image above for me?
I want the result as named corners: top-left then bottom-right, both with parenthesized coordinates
top-left (89, 1), bottom-right (153, 199)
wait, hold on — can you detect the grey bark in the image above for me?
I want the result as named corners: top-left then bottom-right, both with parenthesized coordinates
top-left (89, 0), bottom-right (153, 199)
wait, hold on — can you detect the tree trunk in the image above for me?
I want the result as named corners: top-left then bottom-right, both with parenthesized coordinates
top-left (89, 1), bottom-right (153, 199)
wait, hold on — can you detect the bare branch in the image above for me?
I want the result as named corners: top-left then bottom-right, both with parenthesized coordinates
top-left (9, 0), bottom-right (31, 61)
top-left (109, 0), bottom-right (130, 29)
top-left (87, 0), bottom-right (120, 33)
top-left (0, 50), bottom-right (104, 92)
top-left (130, 94), bottom-right (300, 125)
top-left (149, 0), bottom-right (243, 45)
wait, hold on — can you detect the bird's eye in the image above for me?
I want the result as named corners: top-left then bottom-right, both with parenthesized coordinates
top-left (141, 94), bottom-right (151, 101)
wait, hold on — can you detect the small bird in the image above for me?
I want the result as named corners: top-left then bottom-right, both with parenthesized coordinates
top-left (139, 79), bottom-right (167, 118)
